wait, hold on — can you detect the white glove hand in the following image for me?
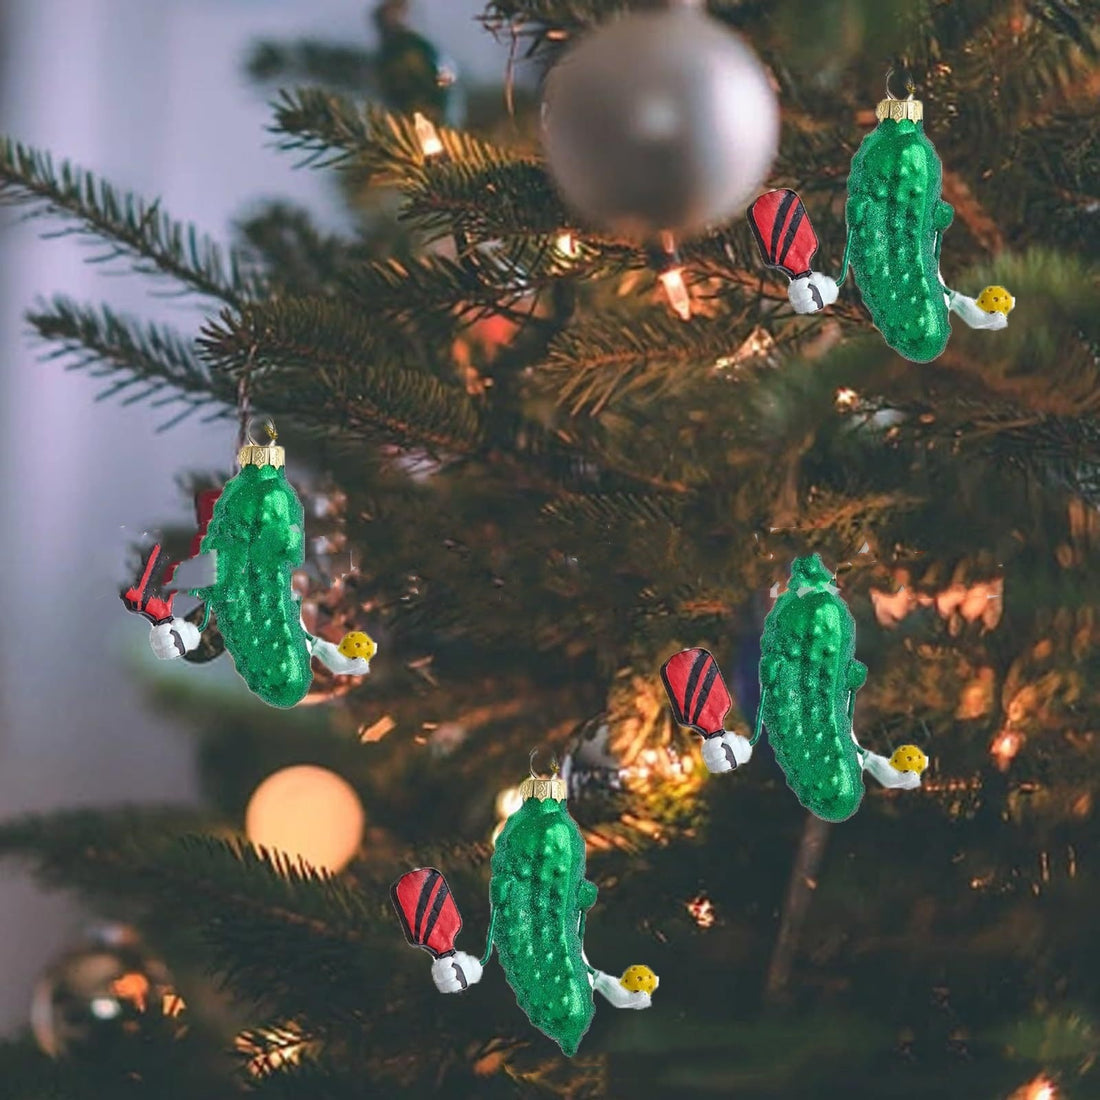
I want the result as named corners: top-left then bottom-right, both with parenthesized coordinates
top-left (862, 751), bottom-right (922, 790)
top-left (309, 636), bottom-right (370, 676)
top-left (788, 273), bottom-right (838, 314)
top-left (701, 732), bottom-right (753, 774)
top-left (948, 291), bottom-right (1009, 330)
top-left (149, 618), bottom-right (200, 660)
top-left (592, 970), bottom-right (654, 1010)
top-left (431, 951), bottom-right (482, 993)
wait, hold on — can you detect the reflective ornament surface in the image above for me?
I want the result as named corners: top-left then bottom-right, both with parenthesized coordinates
top-left (31, 925), bottom-right (186, 1059)
top-left (541, 6), bottom-right (778, 238)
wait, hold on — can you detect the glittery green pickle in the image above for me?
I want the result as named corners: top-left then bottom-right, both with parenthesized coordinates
top-left (190, 463), bottom-right (312, 708)
top-left (846, 117), bottom-right (955, 363)
top-left (488, 796), bottom-right (596, 1056)
top-left (758, 554), bottom-right (868, 822)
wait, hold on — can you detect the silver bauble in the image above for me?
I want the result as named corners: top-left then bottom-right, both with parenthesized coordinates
top-left (31, 925), bottom-right (186, 1059)
top-left (560, 717), bottom-right (626, 799)
top-left (540, 6), bottom-right (779, 239)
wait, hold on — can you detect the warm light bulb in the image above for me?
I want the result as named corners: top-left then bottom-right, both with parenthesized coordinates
top-left (555, 232), bottom-right (579, 259)
top-left (245, 765), bottom-right (365, 874)
top-left (414, 112), bottom-right (444, 158)
top-left (495, 786), bottom-right (523, 819)
top-left (686, 894), bottom-right (716, 929)
top-left (990, 729), bottom-right (1023, 771)
top-left (835, 387), bottom-right (859, 410)
top-left (659, 268), bottom-right (692, 321)
top-left (1022, 1076), bottom-right (1057, 1100)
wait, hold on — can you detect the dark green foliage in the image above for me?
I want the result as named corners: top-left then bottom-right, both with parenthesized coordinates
top-left (0, 138), bottom-right (263, 306)
top-left (28, 297), bottom-right (236, 429)
top-left (2, 0), bottom-right (1100, 1097)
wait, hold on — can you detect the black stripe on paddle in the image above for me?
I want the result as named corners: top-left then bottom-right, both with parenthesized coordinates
top-left (691, 658), bottom-right (720, 725)
top-left (415, 870), bottom-right (442, 942)
top-left (777, 202), bottom-right (806, 268)
top-left (681, 650), bottom-right (710, 722)
top-left (422, 880), bottom-right (450, 946)
top-left (769, 190), bottom-right (798, 263)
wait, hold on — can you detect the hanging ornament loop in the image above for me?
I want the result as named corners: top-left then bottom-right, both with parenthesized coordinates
top-left (877, 67), bottom-right (923, 123)
top-left (243, 416), bottom-right (278, 449)
top-left (238, 417), bottom-right (285, 470)
top-left (523, 749), bottom-right (567, 802)
top-left (884, 66), bottom-right (916, 101)
top-left (529, 747), bottom-right (560, 780)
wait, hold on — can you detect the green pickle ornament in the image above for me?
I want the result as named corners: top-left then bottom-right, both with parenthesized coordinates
top-left (121, 423), bottom-right (376, 707)
top-left (392, 763), bottom-right (657, 1056)
top-left (747, 74), bottom-right (1014, 362)
top-left (662, 555), bottom-right (927, 822)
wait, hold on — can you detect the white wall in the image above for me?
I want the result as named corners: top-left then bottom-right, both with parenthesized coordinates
top-left (0, 0), bottom-right (505, 1034)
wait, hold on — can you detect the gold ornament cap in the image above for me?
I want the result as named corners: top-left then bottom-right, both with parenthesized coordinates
top-left (238, 420), bottom-right (285, 469)
top-left (876, 96), bottom-right (923, 122)
top-left (521, 751), bottom-right (567, 802)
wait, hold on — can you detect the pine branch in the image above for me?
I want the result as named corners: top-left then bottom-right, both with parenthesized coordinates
top-left (340, 248), bottom-right (560, 325)
top-left (199, 298), bottom-right (484, 453)
top-left (533, 311), bottom-right (767, 416)
top-left (270, 89), bottom-right (510, 179)
top-left (541, 490), bottom-right (687, 528)
top-left (402, 158), bottom-right (569, 243)
top-left (27, 297), bottom-right (234, 429)
top-left (0, 138), bottom-right (261, 306)
top-left (0, 811), bottom-right (394, 1025)
top-left (236, 202), bottom-right (371, 296)
top-left (0, 807), bottom-right (206, 895)
top-left (995, 109), bottom-right (1100, 257)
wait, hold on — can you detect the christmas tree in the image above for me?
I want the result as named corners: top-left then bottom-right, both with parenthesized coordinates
top-left (1, 1), bottom-right (1098, 1097)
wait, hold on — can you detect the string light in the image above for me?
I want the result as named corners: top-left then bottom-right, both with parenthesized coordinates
top-left (236, 1023), bottom-right (316, 1078)
top-left (414, 112), bottom-right (444, 158)
top-left (491, 785), bottom-right (524, 846)
top-left (686, 894), bottom-right (716, 928)
top-left (1018, 1076), bottom-right (1057, 1100)
top-left (495, 786), bottom-right (523, 819)
top-left (835, 387), bottom-right (860, 410)
top-left (658, 267), bottom-right (692, 321)
top-left (651, 231), bottom-right (692, 321)
top-left (554, 231), bottom-right (580, 259)
top-left (990, 729), bottom-right (1023, 770)
top-left (359, 714), bottom-right (396, 743)
top-left (715, 326), bottom-right (775, 370)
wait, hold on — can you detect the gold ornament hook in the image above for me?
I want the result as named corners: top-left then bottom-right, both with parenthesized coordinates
top-left (522, 749), bottom-right (566, 802)
top-left (244, 417), bottom-right (278, 448)
top-left (884, 67), bottom-right (916, 101)
top-left (239, 417), bottom-right (285, 469)
top-left (878, 68), bottom-right (922, 123)
top-left (529, 747), bottom-right (560, 780)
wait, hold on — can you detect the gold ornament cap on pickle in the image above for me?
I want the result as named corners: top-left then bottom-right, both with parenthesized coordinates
top-left (520, 751), bottom-right (567, 802)
top-left (238, 420), bottom-right (285, 469)
top-left (876, 68), bottom-right (923, 122)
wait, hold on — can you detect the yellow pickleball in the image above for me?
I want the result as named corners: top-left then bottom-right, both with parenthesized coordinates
top-left (338, 631), bottom-right (377, 661)
top-left (976, 285), bottom-right (1014, 315)
top-left (890, 744), bottom-right (928, 774)
top-left (620, 965), bottom-right (658, 995)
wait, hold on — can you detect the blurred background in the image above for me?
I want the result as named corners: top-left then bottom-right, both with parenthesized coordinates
top-left (0, 0), bottom-right (504, 1034)
top-left (0, 0), bottom-right (1095, 1096)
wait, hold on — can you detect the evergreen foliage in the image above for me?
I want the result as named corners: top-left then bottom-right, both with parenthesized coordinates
top-left (1, 1), bottom-right (1099, 1097)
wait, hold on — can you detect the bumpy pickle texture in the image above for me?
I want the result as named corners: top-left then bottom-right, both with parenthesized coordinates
top-left (846, 118), bottom-right (954, 363)
top-left (490, 798), bottom-right (596, 1056)
top-left (759, 555), bottom-right (866, 822)
top-left (193, 464), bottom-right (312, 708)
